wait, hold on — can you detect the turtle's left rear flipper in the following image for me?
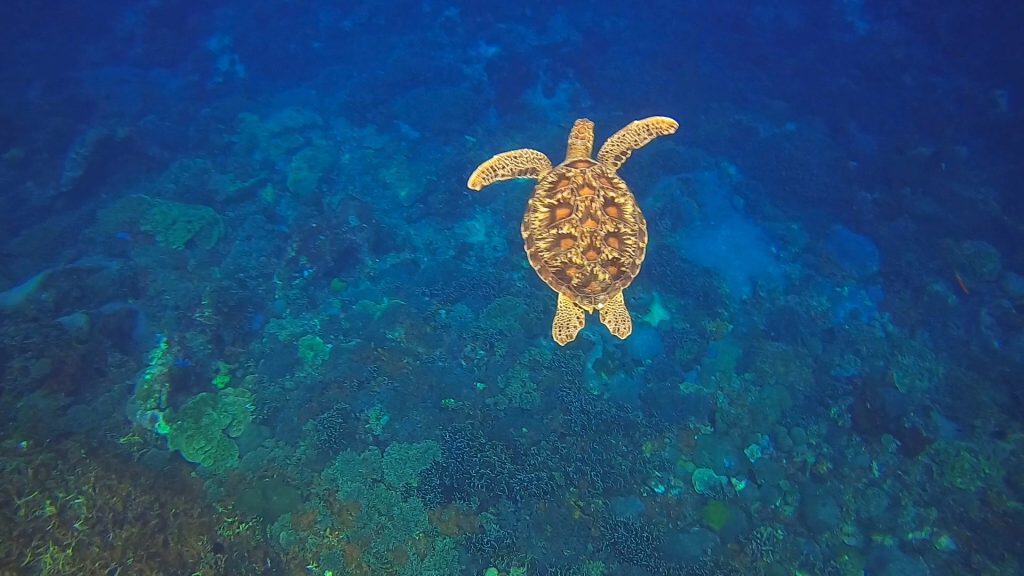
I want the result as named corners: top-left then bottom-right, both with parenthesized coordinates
top-left (553, 293), bottom-right (586, 345)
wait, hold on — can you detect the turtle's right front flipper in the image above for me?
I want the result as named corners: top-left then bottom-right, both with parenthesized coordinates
top-left (468, 149), bottom-right (552, 191)
top-left (597, 116), bottom-right (678, 174)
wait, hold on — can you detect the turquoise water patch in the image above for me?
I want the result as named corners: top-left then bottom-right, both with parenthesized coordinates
top-left (626, 325), bottom-right (664, 362)
top-left (668, 170), bottom-right (783, 299)
top-left (825, 224), bottom-right (881, 278)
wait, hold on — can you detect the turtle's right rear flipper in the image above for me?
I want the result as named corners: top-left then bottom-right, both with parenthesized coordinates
top-left (599, 291), bottom-right (632, 340)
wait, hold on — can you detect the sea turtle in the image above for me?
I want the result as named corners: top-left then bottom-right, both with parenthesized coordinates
top-left (468, 116), bottom-right (678, 345)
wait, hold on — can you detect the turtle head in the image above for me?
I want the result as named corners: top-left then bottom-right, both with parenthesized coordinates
top-left (566, 118), bottom-right (595, 161)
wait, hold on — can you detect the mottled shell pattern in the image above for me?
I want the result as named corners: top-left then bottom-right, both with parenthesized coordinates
top-left (522, 158), bottom-right (647, 312)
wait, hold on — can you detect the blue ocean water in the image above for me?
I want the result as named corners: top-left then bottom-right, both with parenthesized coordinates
top-left (1, 1), bottom-right (1022, 574)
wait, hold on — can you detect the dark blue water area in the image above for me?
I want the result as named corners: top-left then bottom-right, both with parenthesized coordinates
top-left (1, 1), bottom-right (1023, 574)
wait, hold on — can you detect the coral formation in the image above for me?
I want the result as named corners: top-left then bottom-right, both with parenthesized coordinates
top-left (98, 194), bottom-right (224, 250)
top-left (127, 335), bottom-right (173, 429)
top-left (287, 142), bottom-right (336, 197)
top-left (297, 334), bottom-right (331, 369)
top-left (165, 387), bottom-right (254, 472)
top-left (316, 442), bottom-right (460, 575)
top-left (140, 197), bottom-right (225, 250)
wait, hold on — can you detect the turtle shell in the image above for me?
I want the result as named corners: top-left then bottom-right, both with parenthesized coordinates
top-left (522, 158), bottom-right (648, 311)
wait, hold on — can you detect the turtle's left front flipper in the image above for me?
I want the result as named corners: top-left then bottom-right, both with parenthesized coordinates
top-left (597, 116), bottom-right (678, 174)
top-left (468, 149), bottom-right (553, 191)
